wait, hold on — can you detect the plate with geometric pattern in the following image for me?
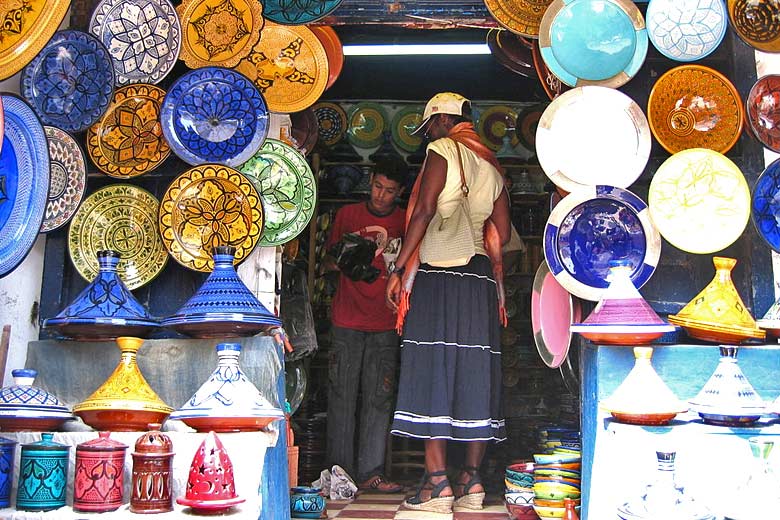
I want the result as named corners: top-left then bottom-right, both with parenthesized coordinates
top-left (262, 0), bottom-right (343, 24)
top-left (312, 102), bottom-right (348, 147)
top-left (41, 127), bottom-right (87, 233)
top-left (646, 0), bottom-right (727, 62)
top-left (752, 157), bottom-right (780, 253)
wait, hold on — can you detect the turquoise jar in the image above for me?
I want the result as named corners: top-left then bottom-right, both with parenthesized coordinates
top-left (290, 486), bottom-right (325, 518)
top-left (16, 433), bottom-right (69, 511)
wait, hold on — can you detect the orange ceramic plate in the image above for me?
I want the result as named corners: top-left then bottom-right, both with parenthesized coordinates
top-left (484, 0), bottom-right (554, 38)
top-left (311, 25), bottom-right (344, 90)
top-left (0, 0), bottom-right (70, 80)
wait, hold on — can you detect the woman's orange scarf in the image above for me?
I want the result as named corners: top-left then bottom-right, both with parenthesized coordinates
top-left (395, 121), bottom-right (508, 333)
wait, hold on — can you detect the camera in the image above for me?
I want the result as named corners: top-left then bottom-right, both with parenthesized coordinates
top-left (328, 233), bottom-right (381, 283)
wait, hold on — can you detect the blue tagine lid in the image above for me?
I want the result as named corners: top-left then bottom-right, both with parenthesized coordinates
top-left (161, 246), bottom-right (282, 338)
top-left (0, 369), bottom-right (74, 431)
top-left (43, 250), bottom-right (160, 340)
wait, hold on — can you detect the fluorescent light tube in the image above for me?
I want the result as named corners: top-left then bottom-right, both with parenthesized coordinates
top-left (342, 43), bottom-right (491, 56)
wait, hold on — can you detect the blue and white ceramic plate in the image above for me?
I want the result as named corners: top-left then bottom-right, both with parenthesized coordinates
top-left (538, 0), bottom-right (648, 89)
top-left (89, 0), bottom-right (182, 85)
top-left (20, 30), bottom-right (115, 133)
top-left (646, 0), bottom-right (727, 62)
top-left (161, 67), bottom-right (269, 167)
top-left (0, 95), bottom-right (50, 278)
top-left (262, 0), bottom-right (343, 24)
top-left (543, 185), bottom-right (661, 302)
top-left (752, 157), bottom-right (780, 253)
top-left (41, 126), bottom-right (87, 233)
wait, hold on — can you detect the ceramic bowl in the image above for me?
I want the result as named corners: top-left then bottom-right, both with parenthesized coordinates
top-left (534, 503), bottom-right (581, 519)
top-left (534, 462), bottom-right (582, 471)
top-left (506, 479), bottom-right (534, 493)
top-left (728, 0), bottom-right (780, 53)
top-left (534, 498), bottom-right (581, 508)
top-left (747, 74), bottom-right (780, 153)
top-left (534, 477), bottom-right (581, 488)
top-left (533, 453), bottom-right (581, 464)
top-left (534, 468), bottom-right (580, 479)
top-left (505, 490), bottom-right (535, 506)
top-left (534, 482), bottom-right (582, 501)
top-left (506, 462), bottom-right (535, 480)
top-left (506, 502), bottom-right (538, 520)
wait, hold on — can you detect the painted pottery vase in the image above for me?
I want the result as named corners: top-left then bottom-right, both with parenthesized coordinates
top-left (74, 432), bottom-right (128, 512)
top-left (290, 486), bottom-right (326, 519)
top-left (73, 337), bottom-right (173, 431)
top-left (130, 423), bottom-right (174, 513)
top-left (176, 431), bottom-right (245, 512)
top-left (600, 347), bottom-right (688, 425)
top-left (0, 437), bottom-right (16, 507)
top-left (668, 257), bottom-right (765, 343)
top-left (723, 438), bottom-right (780, 519)
top-left (43, 250), bottom-right (160, 340)
top-left (689, 346), bottom-right (766, 426)
top-left (169, 343), bottom-right (284, 431)
top-left (15, 433), bottom-right (69, 512)
top-left (0, 368), bottom-right (74, 431)
top-left (161, 246), bottom-right (281, 338)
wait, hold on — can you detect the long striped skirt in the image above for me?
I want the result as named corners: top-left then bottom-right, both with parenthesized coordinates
top-left (390, 255), bottom-right (506, 442)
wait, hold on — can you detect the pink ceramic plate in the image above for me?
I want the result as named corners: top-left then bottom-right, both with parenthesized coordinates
top-left (532, 260), bottom-right (581, 368)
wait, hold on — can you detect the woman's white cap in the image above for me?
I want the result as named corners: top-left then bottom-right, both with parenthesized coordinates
top-left (411, 92), bottom-right (470, 135)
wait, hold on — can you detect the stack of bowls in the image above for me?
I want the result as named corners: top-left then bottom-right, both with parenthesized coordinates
top-left (504, 461), bottom-right (537, 519)
top-left (532, 447), bottom-right (582, 519)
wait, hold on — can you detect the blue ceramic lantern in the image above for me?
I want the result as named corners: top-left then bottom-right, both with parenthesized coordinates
top-left (290, 486), bottom-right (325, 519)
top-left (16, 433), bottom-right (70, 511)
top-left (0, 437), bottom-right (17, 507)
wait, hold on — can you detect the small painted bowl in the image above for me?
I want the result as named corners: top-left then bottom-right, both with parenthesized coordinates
top-left (506, 462), bottom-right (535, 479)
top-left (533, 462), bottom-right (582, 471)
top-left (534, 503), bottom-right (581, 519)
top-left (533, 453), bottom-right (581, 464)
top-left (505, 490), bottom-right (535, 506)
top-left (534, 477), bottom-right (581, 488)
top-left (506, 479), bottom-right (534, 493)
top-left (534, 498), bottom-right (581, 508)
top-left (534, 482), bottom-right (581, 501)
top-left (506, 502), bottom-right (538, 520)
top-left (534, 468), bottom-right (580, 479)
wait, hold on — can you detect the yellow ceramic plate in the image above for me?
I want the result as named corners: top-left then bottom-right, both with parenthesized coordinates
top-left (0, 0), bottom-right (70, 80)
top-left (87, 84), bottom-right (171, 178)
top-left (648, 148), bottom-right (749, 254)
top-left (477, 105), bottom-right (520, 152)
top-left (159, 164), bottom-right (264, 272)
top-left (234, 22), bottom-right (328, 113)
top-left (176, 0), bottom-right (263, 69)
top-left (484, 0), bottom-right (555, 38)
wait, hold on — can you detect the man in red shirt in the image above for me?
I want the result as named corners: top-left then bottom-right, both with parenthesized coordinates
top-left (325, 159), bottom-right (406, 493)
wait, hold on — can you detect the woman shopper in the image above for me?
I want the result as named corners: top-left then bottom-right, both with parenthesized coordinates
top-left (385, 92), bottom-right (511, 513)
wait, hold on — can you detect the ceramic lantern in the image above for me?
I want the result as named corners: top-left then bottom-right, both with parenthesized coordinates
top-left (130, 423), bottom-right (174, 513)
top-left (177, 431), bottom-right (245, 513)
top-left (16, 433), bottom-right (70, 512)
top-left (74, 432), bottom-right (128, 512)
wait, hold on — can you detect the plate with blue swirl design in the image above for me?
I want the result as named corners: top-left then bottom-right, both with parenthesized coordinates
top-left (752, 157), bottom-right (780, 253)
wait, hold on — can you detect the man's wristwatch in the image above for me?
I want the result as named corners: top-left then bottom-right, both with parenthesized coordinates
top-left (387, 261), bottom-right (405, 277)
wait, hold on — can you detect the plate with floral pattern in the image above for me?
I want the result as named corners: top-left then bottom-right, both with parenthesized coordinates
top-left (646, 0), bottom-right (727, 62)
top-left (68, 184), bottom-right (168, 290)
top-left (159, 164), bottom-right (264, 272)
top-left (238, 139), bottom-right (316, 246)
top-left (88, 84), bottom-right (171, 178)
top-left (262, 0), bottom-right (343, 24)
top-left (41, 127), bottom-right (87, 233)
top-left (0, 0), bottom-right (70, 80)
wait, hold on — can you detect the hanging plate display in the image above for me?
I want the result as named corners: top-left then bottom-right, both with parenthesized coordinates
top-left (312, 102), bottom-right (348, 147)
top-left (532, 260), bottom-right (581, 369)
top-left (532, 39), bottom-right (571, 101)
top-left (646, 0), bottom-right (727, 62)
top-left (262, 0), bottom-right (343, 24)
top-left (484, 0), bottom-right (555, 38)
top-left (752, 157), bottom-right (780, 253)
top-left (728, 0), bottom-right (780, 53)
top-left (234, 22), bottom-right (328, 113)
top-left (289, 108), bottom-right (319, 156)
top-left (0, 0), bottom-right (70, 81)
top-left (487, 29), bottom-right (536, 79)
top-left (68, 184), bottom-right (168, 290)
top-left (89, 0), bottom-right (181, 85)
top-left (747, 74), bottom-right (780, 153)
top-left (159, 164), bottom-right (263, 272)
top-left (20, 30), bottom-right (115, 134)
top-left (543, 185), bottom-right (661, 302)
top-left (477, 105), bottom-right (520, 152)
top-left (176, 0), bottom-right (262, 69)
top-left (310, 26), bottom-right (344, 90)
top-left (648, 148), bottom-right (749, 254)
top-left (87, 84), bottom-right (170, 178)
top-left (536, 86), bottom-right (651, 193)
top-left (539, 0), bottom-right (648, 89)
top-left (0, 94), bottom-right (50, 278)
top-left (238, 139), bottom-right (316, 247)
top-left (161, 67), bottom-right (269, 167)
top-left (391, 106), bottom-right (424, 153)
top-left (347, 102), bottom-right (388, 149)
top-left (41, 127), bottom-right (87, 234)
top-left (515, 103), bottom-right (547, 151)
top-left (647, 65), bottom-right (743, 154)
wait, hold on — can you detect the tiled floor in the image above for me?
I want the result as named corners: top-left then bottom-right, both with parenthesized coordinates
top-left (326, 493), bottom-right (510, 519)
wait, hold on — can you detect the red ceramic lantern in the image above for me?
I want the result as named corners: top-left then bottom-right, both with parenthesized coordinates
top-left (130, 423), bottom-right (174, 514)
top-left (177, 431), bottom-right (245, 513)
top-left (74, 432), bottom-right (128, 512)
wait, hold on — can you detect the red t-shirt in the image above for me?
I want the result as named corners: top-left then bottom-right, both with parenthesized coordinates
top-left (326, 202), bottom-right (406, 331)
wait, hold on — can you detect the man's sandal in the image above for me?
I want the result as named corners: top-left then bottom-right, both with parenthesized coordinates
top-left (453, 466), bottom-right (485, 510)
top-left (403, 470), bottom-right (454, 513)
top-left (358, 474), bottom-right (403, 493)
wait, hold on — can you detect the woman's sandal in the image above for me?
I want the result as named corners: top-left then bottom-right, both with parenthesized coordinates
top-left (453, 466), bottom-right (485, 510)
top-left (403, 470), bottom-right (454, 513)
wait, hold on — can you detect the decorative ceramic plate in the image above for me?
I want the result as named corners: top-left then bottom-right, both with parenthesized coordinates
top-left (20, 30), bottom-right (115, 134)
top-left (87, 84), bottom-right (170, 178)
top-left (347, 102), bottom-right (388, 149)
top-left (515, 103), bottom-right (547, 151)
top-left (68, 184), bottom-right (168, 290)
top-left (747, 74), bottom-right (780, 153)
top-left (326, 164), bottom-right (363, 195)
top-left (238, 139), bottom-right (316, 246)
top-left (752, 158), bottom-right (780, 252)
top-left (477, 105), bottom-right (520, 152)
top-left (728, 0), bottom-right (780, 53)
top-left (161, 67), bottom-right (269, 167)
top-left (532, 39), bottom-right (571, 101)
top-left (290, 108), bottom-right (319, 155)
top-left (648, 65), bottom-right (743, 154)
top-left (262, 0), bottom-right (343, 24)
top-left (543, 185), bottom-right (661, 302)
top-left (539, 0), bottom-right (648, 89)
top-left (391, 106), bottom-right (424, 153)
top-left (532, 260), bottom-right (582, 369)
top-left (310, 26), bottom-right (344, 90)
top-left (312, 102), bottom-right (348, 147)
top-left (487, 29), bottom-right (536, 79)
top-left (41, 127), bottom-right (87, 233)
top-left (0, 0), bottom-right (70, 80)
top-left (159, 164), bottom-right (263, 272)
top-left (646, 0), bottom-right (727, 62)
top-left (176, 0), bottom-right (262, 69)
top-left (0, 95), bottom-right (49, 278)
top-left (89, 0), bottom-right (181, 85)
top-left (648, 148), bottom-right (750, 254)
top-left (536, 86), bottom-right (651, 193)
top-left (484, 0), bottom-right (555, 38)
top-left (233, 22), bottom-right (328, 113)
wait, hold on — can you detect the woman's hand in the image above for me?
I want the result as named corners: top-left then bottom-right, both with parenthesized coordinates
top-left (386, 273), bottom-right (401, 311)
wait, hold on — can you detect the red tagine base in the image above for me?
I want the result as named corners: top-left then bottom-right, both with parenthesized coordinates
top-left (180, 416), bottom-right (278, 432)
top-left (0, 417), bottom-right (71, 432)
top-left (75, 409), bottom-right (170, 431)
top-left (579, 331), bottom-right (666, 345)
top-left (610, 412), bottom-right (679, 426)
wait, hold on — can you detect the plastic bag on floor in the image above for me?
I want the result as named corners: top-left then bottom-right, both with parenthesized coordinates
top-left (312, 464), bottom-right (358, 500)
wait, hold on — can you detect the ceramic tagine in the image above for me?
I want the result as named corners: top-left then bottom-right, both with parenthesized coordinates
top-left (162, 246), bottom-right (281, 338)
top-left (688, 346), bottom-right (766, 426)
top-left (177, 431), bottom-right (245, 513)
top-left (169, 343), bottom-right (284, 431)
top-left (600, 347), bottom-right (688, 425)
top-left (43, 250), bottom-right (160, 340)
top-left (668, 257), bottom-right (764, 344)
top-left (757, 295), bottom-right (780, 337)
top-left (570, 261), bottom-right (676, 345)
top-left (73, 337), bottom-right (173, 431)
top-left (0, 369), bottom-right (74, 431)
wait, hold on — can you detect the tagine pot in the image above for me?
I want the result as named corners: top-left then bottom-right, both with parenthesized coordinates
top-left (73, 337), bottom-right (173, 431)
top-left (177, 431), bottom-right (245, 513)
top-left (0, 369), bottom-right (74, 431)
